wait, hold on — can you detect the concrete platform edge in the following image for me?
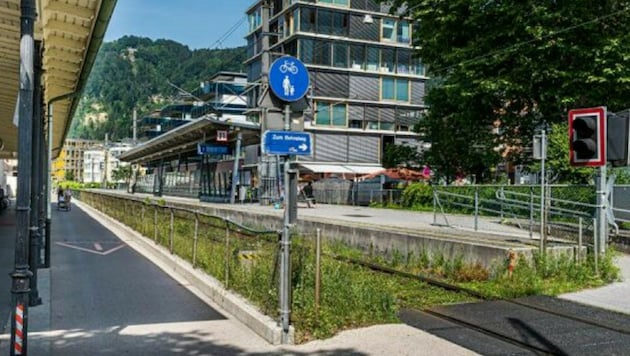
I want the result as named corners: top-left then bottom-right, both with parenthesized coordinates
top-left (75, 200), bottom-right (293, 345)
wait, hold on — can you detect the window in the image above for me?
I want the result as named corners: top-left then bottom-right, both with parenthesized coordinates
top-left (381, 78), bottom-right (409, 101)
top-left (366, 47), bottom-right (379, 71)
top-left (382, 78), bottom-right (395, 100)
top-left (381, 18), bottom-right (411, 44)
top-left (315, 102), bottom-right (330, 126)
top-left (313, 40), bottom-right (331, 66)
top-left (300, 7), bottom-right (315, 32)
top-left (382, 19), bottom-right (395, 41)
top-left (411, 57), bottom-right (425, 76)
top-left (248, 8), bottom-right (262, 32)
top-left (380, 48), bottom-right (394, 73)
top-left (396, 50), bottom-right (411, 74)
top-left (318, 9), bottom-right (333, 34)
top-left (315, 102), bottom-right (347, 127)
top-left (332, 104), bottom-right (347, 126)
top-left (333, 43), bottom-right (348, 68)
top-left (300, 39), bottom-right (315, 64)
top-left (318, 0), bottom-right (349, 6)
top-left (397, 21), bottom-right (410, 43)
top-left (332, 12), bottom-right (348, 36)
top-left (350, 44), bottom-right (365, 70)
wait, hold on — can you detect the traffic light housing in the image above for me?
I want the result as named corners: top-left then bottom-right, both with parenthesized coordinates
top-left (607, 111), bottom-right (630, 166)
top-left (569, 107), bottom-right (606, 167)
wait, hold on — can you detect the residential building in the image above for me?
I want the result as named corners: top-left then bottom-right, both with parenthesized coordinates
top-left (245, 0), bottom-right (427, 175)
top-left (83, 143), bottom-right (133, 184)
top-left (53, 138), bottom-right (99, 182)
top-left (138, 72), bottom-right (250, 142)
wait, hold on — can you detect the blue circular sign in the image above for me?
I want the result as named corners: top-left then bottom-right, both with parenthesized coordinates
top-left (268, 56), bottom-right (310, 102)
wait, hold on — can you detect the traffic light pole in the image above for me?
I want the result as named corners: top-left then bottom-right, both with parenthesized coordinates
top-left (596, 165), bottom-right (607, 256)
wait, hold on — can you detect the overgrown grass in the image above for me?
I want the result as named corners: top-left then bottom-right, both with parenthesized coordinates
top-left (78, 191), bottom-right (621, 344)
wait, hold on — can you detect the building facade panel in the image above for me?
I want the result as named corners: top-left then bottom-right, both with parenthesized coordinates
top-left (348, 135), bottom-right (379, 162)
top-left (314, 133), bottom-right (348, 162)
top-left (349, 75), bottom-right (379, 101)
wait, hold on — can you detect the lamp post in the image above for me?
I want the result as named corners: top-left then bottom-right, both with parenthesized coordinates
top-left (11, 1), bottom-right (36, 354)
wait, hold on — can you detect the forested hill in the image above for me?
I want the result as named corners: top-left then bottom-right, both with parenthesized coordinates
top-left (69, 35), bottom-right (247, 141)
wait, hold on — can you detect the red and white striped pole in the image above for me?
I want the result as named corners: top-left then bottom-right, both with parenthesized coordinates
top-left (13, 304), bottom-right (25, 355)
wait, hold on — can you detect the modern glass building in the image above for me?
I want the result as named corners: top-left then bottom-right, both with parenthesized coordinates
top-left (245, 0), bottom-right (427, 174)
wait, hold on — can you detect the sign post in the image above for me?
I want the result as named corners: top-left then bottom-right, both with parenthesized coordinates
top-left (267, 55), bottom-right (310, 344)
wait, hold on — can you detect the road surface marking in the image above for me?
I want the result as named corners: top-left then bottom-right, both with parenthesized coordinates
top-left (56, 242), bottom-right (125, 256)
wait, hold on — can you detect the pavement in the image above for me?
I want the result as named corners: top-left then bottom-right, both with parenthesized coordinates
top-left (1, 191), bottom-right (629, 355)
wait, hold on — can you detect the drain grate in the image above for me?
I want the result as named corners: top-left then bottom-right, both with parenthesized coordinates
top-left (343, 214), bottom-right (372, 218)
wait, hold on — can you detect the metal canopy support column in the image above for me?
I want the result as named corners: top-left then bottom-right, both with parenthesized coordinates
top-left (11, 0), bottom-right (36, 354)
top-left (28, 40), bottom-right (43, 307)
top-left (45, 92), bottom-right (77, 269)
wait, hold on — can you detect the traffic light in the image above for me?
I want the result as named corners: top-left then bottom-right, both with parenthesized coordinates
top-left (569, 107), bottom-right (606, 167)
top-left (607, 111), bottom-right (630, 166)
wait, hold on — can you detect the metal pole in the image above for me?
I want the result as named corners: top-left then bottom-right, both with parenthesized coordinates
top-left (315, 228), bottom-right (321, 320)
top-left (280, 103), bottom-right (293, 344)
top-left (280, 158), bottom-right (291, 343)
top-left (539, 129), bottom-right (546, 254)
top-left (529, 187), bottom-right (534, 240)
top-left (28, 41), bottom-right (43, 306)
top-left (593, 217), bottom-right (599, 275)
top-left (11, 1), bottom-right (36, 354)
top-left (473, 186), bottom-right (479, 231)
top-left (596, 165), bottom-right (607, 254)
top-left (578, 217), bottom-right (583, 263)
top-left (230, 130), bottom-right (242, 204)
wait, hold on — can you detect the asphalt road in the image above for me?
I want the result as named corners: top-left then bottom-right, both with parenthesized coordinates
top-left (40, 202), bottom-right (232, 355)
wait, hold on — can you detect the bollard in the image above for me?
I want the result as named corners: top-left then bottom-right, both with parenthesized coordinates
top-left (154, 206), bottom-right (158, 243)
top-left (315, 228), bottom-right (321, 321)
top-left (192, 212), bottom-right (199, 268)
top-left (169, 208), bottom-right (174, 254)
top-left (225, 219), bottom-right (230, 289)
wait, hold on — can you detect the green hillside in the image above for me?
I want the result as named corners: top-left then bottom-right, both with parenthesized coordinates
top-left (69, 35), bottom-right (247, 141)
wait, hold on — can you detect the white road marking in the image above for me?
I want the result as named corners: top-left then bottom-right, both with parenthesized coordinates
top-left (55, 242), bottom-right (125, 256)
top-left (94, 243), bottom-right (103, 251)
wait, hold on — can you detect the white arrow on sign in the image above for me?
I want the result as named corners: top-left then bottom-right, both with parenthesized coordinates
top-left (299, 143), bottom-right (308, 151)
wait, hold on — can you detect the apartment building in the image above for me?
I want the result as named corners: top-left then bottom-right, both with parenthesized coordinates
top-left (245, 0), bottom-right (427, 174)
top-left (53, 138), bottom-right (100, 182)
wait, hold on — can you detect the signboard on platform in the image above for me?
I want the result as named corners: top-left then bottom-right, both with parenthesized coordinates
top-left (197, 143), bottom-right (230, 155)
top-left (262, 130), bottom-right (312, 156)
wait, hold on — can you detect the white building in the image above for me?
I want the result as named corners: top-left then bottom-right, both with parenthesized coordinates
top-left (83, 143), bottom-right (133, 184)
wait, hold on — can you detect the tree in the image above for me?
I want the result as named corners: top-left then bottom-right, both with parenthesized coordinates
top-left (390, 0), bottom-right (630, 182)
top-left (64, 170), bottom-right (75, 182)
top-left (382, 144), bottom-right (421, 168)
top-left (112, 165), bottom-right (132, 185)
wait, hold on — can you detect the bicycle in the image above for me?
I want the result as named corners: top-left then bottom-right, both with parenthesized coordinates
top-left (279, 60), bottom-right (298, 74)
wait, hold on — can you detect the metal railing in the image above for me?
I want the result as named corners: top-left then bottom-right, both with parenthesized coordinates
top-left (431, 185), bottom-right (599, 245)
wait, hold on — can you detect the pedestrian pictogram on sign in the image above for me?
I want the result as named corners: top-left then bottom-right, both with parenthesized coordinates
top-left (217, 130), bottom-right (228, 142)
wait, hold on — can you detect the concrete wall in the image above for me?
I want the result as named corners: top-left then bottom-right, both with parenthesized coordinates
top-left (80, 191), bottom-right (583, 270)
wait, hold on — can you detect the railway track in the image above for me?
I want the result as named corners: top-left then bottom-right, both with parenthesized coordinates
top-left (336, 254), bottom-right (630, 354)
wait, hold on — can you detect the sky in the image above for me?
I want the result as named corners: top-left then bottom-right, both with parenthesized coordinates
top-left (104, 0), bottom-right (255, 49)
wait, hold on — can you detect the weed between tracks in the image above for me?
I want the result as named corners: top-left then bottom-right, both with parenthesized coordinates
top-left (80, 192), bottom-right (620, 343)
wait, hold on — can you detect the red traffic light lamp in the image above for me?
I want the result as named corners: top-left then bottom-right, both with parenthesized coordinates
top-left (569, 107), bottom-right (606, 167)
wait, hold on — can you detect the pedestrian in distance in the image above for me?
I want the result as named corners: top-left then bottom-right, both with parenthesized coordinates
top-left (302, 181), bottom-right (316, 205)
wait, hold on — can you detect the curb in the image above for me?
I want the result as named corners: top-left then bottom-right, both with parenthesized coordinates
top-left (75, 200), bottom-right (293, 345)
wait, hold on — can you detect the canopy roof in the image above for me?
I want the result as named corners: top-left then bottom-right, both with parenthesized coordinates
top-left (0, 0), bottom-right (117, 159)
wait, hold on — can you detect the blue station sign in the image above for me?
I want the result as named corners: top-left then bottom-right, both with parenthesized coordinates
top-left (262, 130), bottom-right (312, 156)
top-left (268, 56), bottom-right (310, 102)
top-left (197, 143), bottom-right (230, 155)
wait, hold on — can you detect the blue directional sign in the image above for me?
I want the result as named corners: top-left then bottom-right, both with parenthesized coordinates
top-left (268, 56), bottom-right (310, 102)
top-left (197, 143), bottom-right (230, 155)
top-left (262, 130), bottom-right (312, 156)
